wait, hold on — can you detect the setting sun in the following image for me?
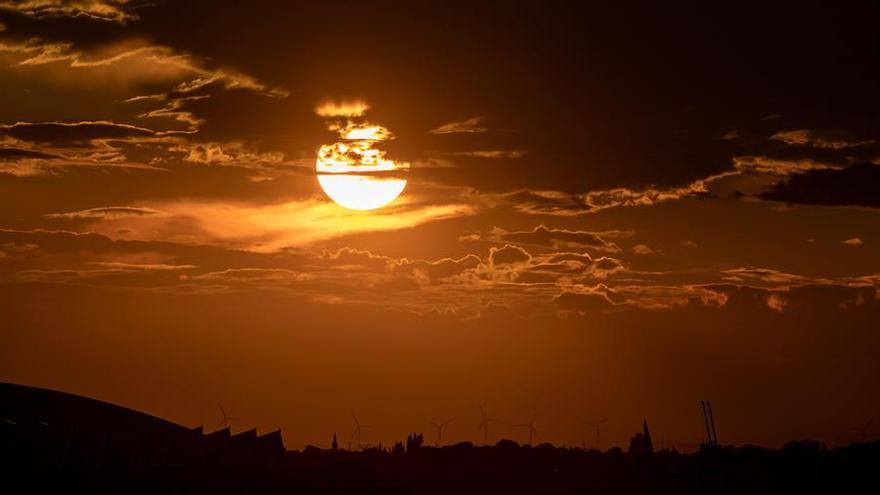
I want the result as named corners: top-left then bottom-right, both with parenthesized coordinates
top-left (317, 174), bottom-right (407, 211)
top-left (315, 105), bottom-right (409, 210)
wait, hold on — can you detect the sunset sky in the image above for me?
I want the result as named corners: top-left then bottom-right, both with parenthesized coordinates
top-left (1, 1), bottom-right (879, 450)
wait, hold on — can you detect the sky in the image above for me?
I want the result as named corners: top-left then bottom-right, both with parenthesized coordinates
top-left (1, 1), bottom-right (879, 450)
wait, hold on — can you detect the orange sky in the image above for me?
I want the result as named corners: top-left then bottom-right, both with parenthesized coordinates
top-left (1, 1), bottom-right (879, 449)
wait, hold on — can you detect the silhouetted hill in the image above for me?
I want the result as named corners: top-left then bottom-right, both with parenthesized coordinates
top-left (1, 382), bottom-right (877, 494)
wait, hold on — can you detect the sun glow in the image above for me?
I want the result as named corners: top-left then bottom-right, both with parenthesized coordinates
top-left (315, 107), bottom-right (409, 211)
top-left (317, 175), bottom-right (407, 211)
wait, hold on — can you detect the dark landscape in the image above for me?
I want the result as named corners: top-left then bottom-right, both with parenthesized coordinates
top-left (2, 383), bottom-right (877, 494)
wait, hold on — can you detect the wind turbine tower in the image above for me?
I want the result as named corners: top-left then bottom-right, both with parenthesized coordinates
top-left (216, 403), bottom-right (239, 430)
top-left (424, 417), bottom-right (455, 447)
top-left (350, 413), bottom-right (372, 450)
top-left (477, 404), bottom-right (500, 445)
top-left (514, 414), bottom-right (540, 445)
top-left (583, 417), bottom-right (608, 449)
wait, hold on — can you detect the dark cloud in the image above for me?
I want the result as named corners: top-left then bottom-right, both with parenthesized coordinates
top-left (760, 163), bottom-right (880, 208)
top-left (488, 244), bottom-right (531, 266)
top-left (1, 121), bottom-right (156, 143)
top-left (0, 148), bottom-right (57, 160)
top-left (0, 1), bottom-right (145, 24)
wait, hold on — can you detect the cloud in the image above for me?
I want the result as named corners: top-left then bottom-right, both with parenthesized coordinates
top-left (314, 100), bottom-right (370, 118)
top-left (732, 156), bottom-right (839, 176)
top-left (553, 289), bottom-right (618, 312)
top-left (760, 163), bottom-right (880, 208)
top-left (45, 206), bottom-right (163, 219)
top-left (391, 254), bottom-right (482, 284)
top-left (1, 228), bottom-right (877, 318)
top-left (1, 121), bottom-right (156, 143)
top-left (169, 141), bottom-right (291, 170)
top-left (770, 129), bottom-right (875, 149)
top-left (446, 150), bottom-right (526, 159)
top-left (183, 268), bottom-right (308, 286)
top-left (843, 238), bottom-right (863, 247)
top-left (632, 244), bottom-right (659, 255)
top-left (476, 150), bottom-right (876, 216)
top-left (0, 0), bottom-right (140, 23)
top-left (429, 117), bottom-right (487, 134)
top-left (488, 225), bottom-right (624, 252)
top-left (722, 268), bottom-right (818, 287)
top-left (132, 95), bottom-right (208, 128)
top-left (765, 293), bottom-right (787, 312)
top-left (485, 174), bottom-right (721, 216)
top-left (89, 261), bottom-right (196, 271)
top-left (0, 121), bottom-right (180, 175)
top-left (91, 195), bottom-right (476, 252)
top-left (0, 147), bottom-right (57, 160)
top-left (488, 244), bottom-right (531, 266)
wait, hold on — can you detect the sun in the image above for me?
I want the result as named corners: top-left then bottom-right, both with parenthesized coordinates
top-left (317, 175), bottom-right (406, 211)
top-left (315, 118), bottom-right (409, 211)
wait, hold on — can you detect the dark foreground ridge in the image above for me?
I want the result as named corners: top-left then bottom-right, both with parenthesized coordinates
top-left (1, 382), bottom-right (876, 494)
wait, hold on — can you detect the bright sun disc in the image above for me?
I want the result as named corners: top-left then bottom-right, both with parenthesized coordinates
top-left (315, 120), bottom-right (409, 211)
top-left (316, 174), bottom-right (407, 211)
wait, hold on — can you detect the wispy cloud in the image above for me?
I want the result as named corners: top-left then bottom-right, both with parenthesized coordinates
top-left (486, 225), bottom-right (626, 252)
top-left (45, 206), bottom-right (164, 219)
top-left (429, 116), bottom-right (487, 134)
top-left (771, 129), bottom-right (875, 149)
top-left (0, 0), bottom-right (140, 23)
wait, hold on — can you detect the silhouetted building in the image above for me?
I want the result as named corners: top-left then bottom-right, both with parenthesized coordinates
top-left (628, 419), bottom-right (654, 456)
top-left (0, 382), bottom-right (285, 470)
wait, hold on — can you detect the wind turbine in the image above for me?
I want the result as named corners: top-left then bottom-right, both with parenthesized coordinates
top-left (583, 417), bottom-right (608, 448)
top-left (850, 419), bottom-right (873, 441)
top-left (350, 413), bottom-right (372, 450)
top-left (477, 403), bottom-right (500, 445)
top-left (514, 414), bottom-right (540, 445)
top-left (216, 403), bottom-right (239, 429)
top-left (423, 417), bottom-right (455, 447)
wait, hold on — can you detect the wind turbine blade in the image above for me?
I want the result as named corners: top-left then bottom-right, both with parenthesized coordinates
top-left (441, 418), bottom-right (456, 427)
top-left (424, 418), bottom-right (439, 428)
